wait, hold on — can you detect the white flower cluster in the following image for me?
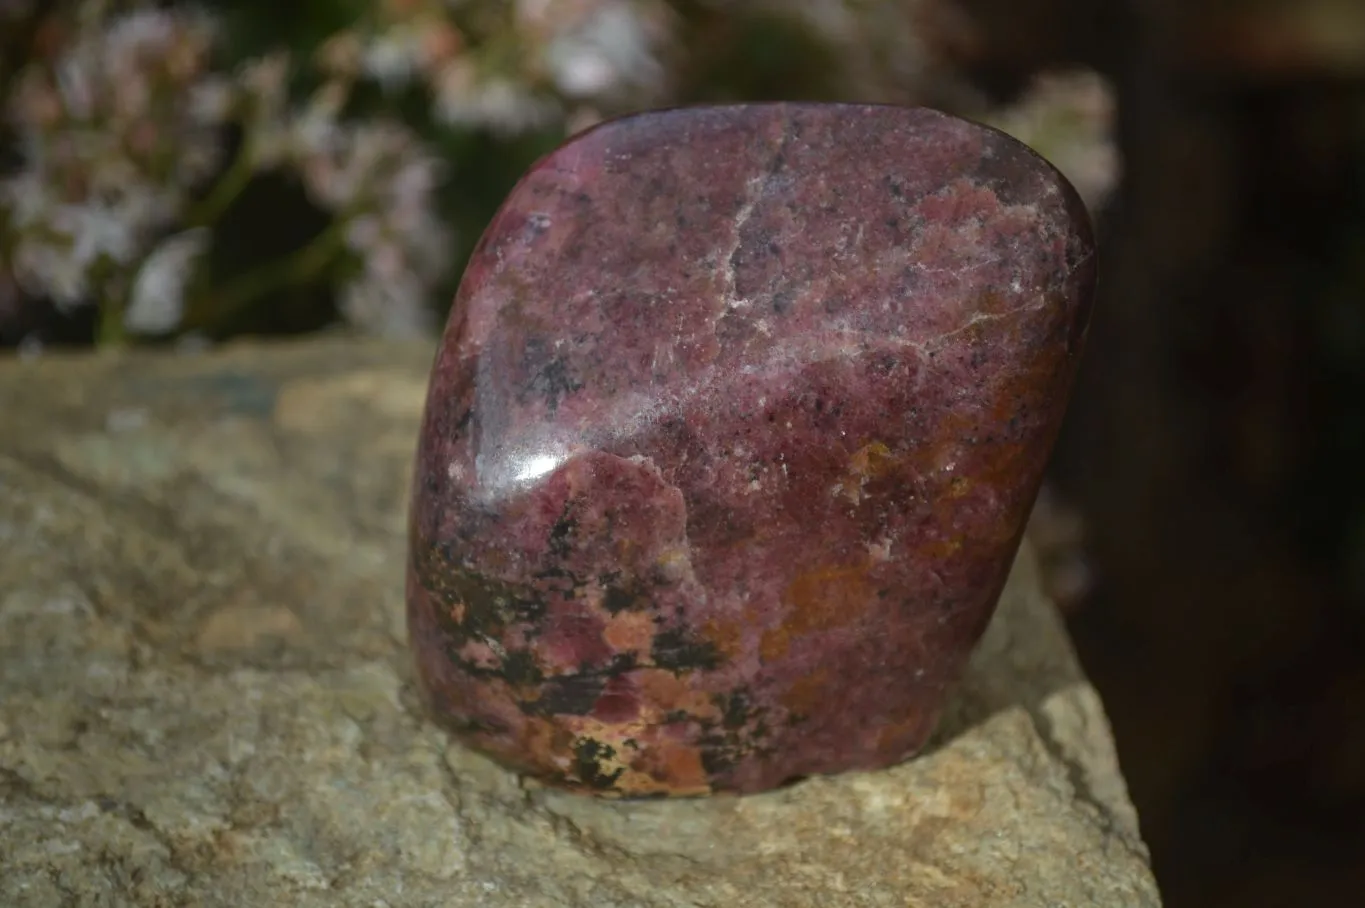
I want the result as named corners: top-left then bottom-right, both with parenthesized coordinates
top-left (982, 69), bottom-right (1120, 214)
top-left (0, 0), bottom-right (1119, 347)
top-left (235, 62), bottom-right (453, 338)
top-left (0, 3), bottom-right (458, 342)
top-left (2, 8), bottom-right (226, 311)
top-left (321, 0), bottom-right (678, 137)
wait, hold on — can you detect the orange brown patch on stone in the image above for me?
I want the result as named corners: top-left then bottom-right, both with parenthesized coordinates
top-left (602, 610), bottom-right (655, 653)
top-left (921, 536), bottom-right (964, 560)
top-left (839, 440), bottom-right (900, 503)
top-left (701, 617), bottom-right (746, 660)
top-left (875, 712), bottom-right (934, 760)
top-left (564, 718), bottom-right (712, 796)
top-left (516, 715), bottom-right (576, 775)
top-left (196, 603), bottom-right (303, 652)
top-left (974, 286), bottom-right (1017, 318)
top-left (973, 432), bottom-right (1031, 487)
top-left (635, 668), bottom-right (722, 722)
top-left (849, 440), bottom-right (896, 479)
top-left (625, 736), bottom-right (710, 795)
top-left (760, 627), bottom-right (790, 664)
top-left (762, 562), bottom-right (874, 661)
top-left (780, 666), bottom-right (831, 714)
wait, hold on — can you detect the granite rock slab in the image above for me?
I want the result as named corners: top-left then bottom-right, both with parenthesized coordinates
top-left (0, 339), bottom-right (1159, 907)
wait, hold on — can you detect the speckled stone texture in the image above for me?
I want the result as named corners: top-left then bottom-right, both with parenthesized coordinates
top-left (408, 103), bottom-right (1097, 796)
top-left (0, 339), bottom-right (1159, 907)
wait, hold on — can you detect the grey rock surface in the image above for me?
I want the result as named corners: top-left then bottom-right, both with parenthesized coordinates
top-left (0, 339), bottom-right (1161, 907)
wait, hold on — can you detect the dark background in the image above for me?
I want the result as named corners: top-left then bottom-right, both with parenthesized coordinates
top-left (4, 1), bottom-right (1364, 904)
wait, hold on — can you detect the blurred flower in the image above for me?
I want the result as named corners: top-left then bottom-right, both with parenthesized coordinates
top-left (1, 2), bottom-right (460, 343)
top-left (339, 259), bottom-right (438, 338)
top-left (226, 49), bottom-right (457, 340)
top-left (1027, 484), bottom-right (1095, 613)
top-left (432, 68), bottom-right (561, 135)
top-left (982, 69), bottom-right (1121, 214)
top-left (317, 0), bottom-right (677, 137)
top-left (235, 51), bottom-right (295, 169)
top-left (737, 0), bottom-right (979, 106)
top-left (1, 5), bottom-right (226, 312)
top-left (124, 227), bottom-right (209, 335)
top-left (541, 0), bottom-right (670, 101)
top-left (0, 0), bottom-right (1120, 349)
top-left (312, 119), bottom-right (452, 337)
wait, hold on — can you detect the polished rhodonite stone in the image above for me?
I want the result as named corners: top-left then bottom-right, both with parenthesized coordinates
top-left (407, 103), bottom-right (1096, 796)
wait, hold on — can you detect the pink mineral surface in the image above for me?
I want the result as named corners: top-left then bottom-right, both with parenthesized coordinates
top-left (407, 103), bottom-right (1096, 796)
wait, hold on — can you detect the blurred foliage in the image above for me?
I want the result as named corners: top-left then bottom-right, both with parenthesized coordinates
top-left (0, 0), bottom-right (1115, 351)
